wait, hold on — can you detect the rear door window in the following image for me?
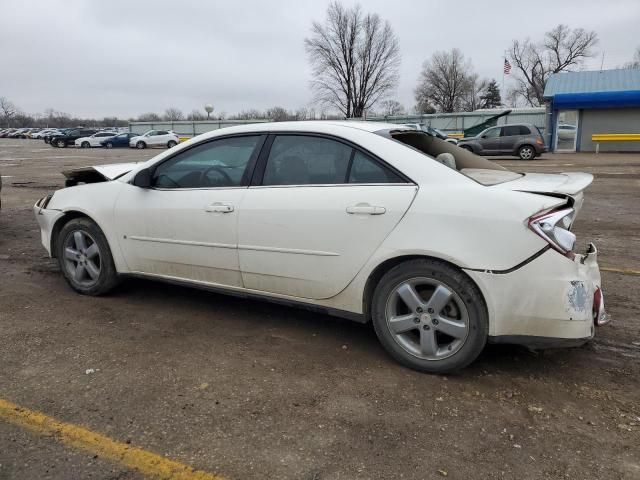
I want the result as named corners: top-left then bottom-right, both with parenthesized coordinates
top-left (348, 151), bottom-right (404, 184)
top-left (262, 135), bottom-right (352, 185)
top-left (502, 126), bottom-right (521, 137)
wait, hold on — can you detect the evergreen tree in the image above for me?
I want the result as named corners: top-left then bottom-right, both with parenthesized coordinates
top-left (480, 80), bottom-right (502, 108)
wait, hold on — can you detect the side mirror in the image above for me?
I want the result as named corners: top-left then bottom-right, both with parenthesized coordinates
top-left (132, 168), bottom-right (152, 188)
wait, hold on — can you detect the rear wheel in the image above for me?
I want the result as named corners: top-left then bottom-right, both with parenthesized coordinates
top-left (518, 145), bottom-right (536, 160)
top-left (56, 218), bottom-right (119, 296)
top-left (136, 141), bottom-right (146, 149)
top-left (56, 139), bottom-right (66, 148)
top-left (371, 259), bottom-right (488, 373)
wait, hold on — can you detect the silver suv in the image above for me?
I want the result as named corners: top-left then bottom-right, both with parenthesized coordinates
top-left (458, 123), bottom-right (547, 160)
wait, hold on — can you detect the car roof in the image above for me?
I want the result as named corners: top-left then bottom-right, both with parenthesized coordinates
top-left (193, 120), bottom-right (408, 141)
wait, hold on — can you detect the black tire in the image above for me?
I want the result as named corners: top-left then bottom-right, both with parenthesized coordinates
top-left (167, 140), bottom-right (177, 148)
top-left (81, 141), bottom-right (90, 148)
top-left (56, 139), bottom-right (67, 148)
top-left (56, 217), bottom-right (120, 296)
top-left (105, 142), bottom-right (113, 149)
top-left (371, 259), bottom-right (488, 374)
top-left (518, 145), bottom-right (536, 160)
top-left (136, 141), bottom-right (146, 149)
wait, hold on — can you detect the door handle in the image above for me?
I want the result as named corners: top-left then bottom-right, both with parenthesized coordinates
top-left (346, 204), bottom-right (386, 215)
top-left (205, 203), bottom-right (234, 213)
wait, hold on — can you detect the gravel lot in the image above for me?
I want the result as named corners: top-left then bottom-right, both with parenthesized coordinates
top-left (1, 138), bottom-right (639, 480)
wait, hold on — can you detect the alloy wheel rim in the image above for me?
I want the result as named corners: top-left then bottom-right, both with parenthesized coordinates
top-left (63, 230), bottom-right (101, 287)
top-left (521, 147), bottom-right (532, 159)
top-left (385, 277), bottom-right (469, 361)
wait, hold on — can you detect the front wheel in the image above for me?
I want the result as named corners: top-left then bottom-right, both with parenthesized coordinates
top-left (167, 140), bottom-right (177, 148)
top-left (371, 259), bottom-right (488, 373)
top-left (105, 142), bottom-right (114, 149)
top-left (518, 145), bottom-right (536, 160)
top-left (56, 218), bottom-right (120, 295)
top-left (56, 139), bottom-right (66, 148)
top-left (136, 141), bottom-right (146, 149)
top-left (81, 141), bottom-right (90, 148)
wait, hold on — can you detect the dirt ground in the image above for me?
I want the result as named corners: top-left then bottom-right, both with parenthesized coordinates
top-left (0, 138), bottom-right (639, 480)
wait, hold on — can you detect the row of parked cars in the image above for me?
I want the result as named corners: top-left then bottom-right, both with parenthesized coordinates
top-left (0, 127), bottom-right (180, 149)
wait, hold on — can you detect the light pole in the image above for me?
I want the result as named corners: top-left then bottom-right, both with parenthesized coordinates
top-left (204, 104), bottom-right (213, 120)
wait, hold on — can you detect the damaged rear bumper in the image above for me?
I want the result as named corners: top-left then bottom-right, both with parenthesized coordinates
top-left (466, 243), bottom-right (607, 348)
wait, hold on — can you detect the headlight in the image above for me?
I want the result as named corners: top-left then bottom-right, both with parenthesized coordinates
top-left (529, 208), bottom-right (576, 256)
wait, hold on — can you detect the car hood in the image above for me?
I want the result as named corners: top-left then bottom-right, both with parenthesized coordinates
top-left (61, 162), bottom-right (139, 185)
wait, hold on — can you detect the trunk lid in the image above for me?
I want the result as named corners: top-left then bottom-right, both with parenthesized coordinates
top-left (462, 168), bottom-right (593, 195)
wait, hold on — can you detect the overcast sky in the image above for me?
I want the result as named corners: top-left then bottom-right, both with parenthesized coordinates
top-left (1, 0), bottom-right (638, 119)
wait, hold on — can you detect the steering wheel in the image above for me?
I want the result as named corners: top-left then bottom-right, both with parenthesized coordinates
top-left (155, 174), bottom-right (181, 188)
top-left (200, 166), bottom-right (232, 187)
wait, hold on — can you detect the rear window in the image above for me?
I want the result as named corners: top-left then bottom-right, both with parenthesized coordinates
top-left (380, 129), bottom-right (522, 186)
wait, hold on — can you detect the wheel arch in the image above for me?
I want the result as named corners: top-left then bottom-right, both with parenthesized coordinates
top-left (361, 254), bottom-right (487, 323)
top-left (50, 210), bottom-right (113, 260)
top-left (516, 143), bottom-right (535, 156)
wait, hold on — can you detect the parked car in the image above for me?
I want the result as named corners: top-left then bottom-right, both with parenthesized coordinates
top-left (403, 124), bottom-right (458, 144)
top-left (49, 128), bottom-right (98, 148)
top-left (0, 129), bottom-right (13, 138)
top-left (557, 124), bottom-right (577, 141)
top-left (99, 132), bottom-right (137, 148)
top-left (32, 129), bottom-right (61, 139)
top-left (34, 121), bottom-right (606, 373)
top-left (75, 131), bottom-right (117, 148)
top-left (457, 123), bottom-right (547, 160)
top-left (44, 129), bottom-right (69, 144)
top-left (8, 128), bottom-right (29, 138)
top-left (129, 130), bottom-right (179, 149)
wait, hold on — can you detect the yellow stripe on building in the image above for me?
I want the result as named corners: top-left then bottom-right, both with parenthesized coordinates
top-left (591, 133), bottom-right (640, 141)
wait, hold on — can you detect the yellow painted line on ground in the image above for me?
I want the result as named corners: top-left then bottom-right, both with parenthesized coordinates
top-left (601, 266), bottom-right (640, 276)
top-left (0, 398), bottom-right (226, 480)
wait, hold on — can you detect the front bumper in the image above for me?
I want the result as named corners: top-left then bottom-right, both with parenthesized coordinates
top-left (466, 244), bottom-right (607, 347)
top-left (34, 196), bottom-right (64, 256)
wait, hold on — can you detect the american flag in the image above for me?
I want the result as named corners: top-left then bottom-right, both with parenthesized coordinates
top-left (503, 58), bottom-right (512, 74)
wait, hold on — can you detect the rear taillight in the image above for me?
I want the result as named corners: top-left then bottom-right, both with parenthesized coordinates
top-left (593, 287), bottom-right (607, 325)
top-left (528, 207), bottom-right (576, 257)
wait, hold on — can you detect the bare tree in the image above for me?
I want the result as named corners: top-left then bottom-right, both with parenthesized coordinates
top-left (508, 24), bottom-right (598, 106)
top-left (163, 108), bottom-right (184, 121)
top-left (461, 74), bottom-right (489, 112)
top-left (623, 46), bottom-right (640, 69)
top-left (0, 97), bottom-right (17, 127)
top-left (305, 1), bottom-right (400, 118)
top-left (137, 112), bottom-right (161, 122)
top-left (186, 109), bottom-right (206, 121)
top-left (415, 49), bottom-right (475, 113)
top-left (379, 99), bottom-right (405, 116)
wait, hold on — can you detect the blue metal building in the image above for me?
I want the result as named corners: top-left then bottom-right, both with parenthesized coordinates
top-left (543, 69), bottom-right (640, 152)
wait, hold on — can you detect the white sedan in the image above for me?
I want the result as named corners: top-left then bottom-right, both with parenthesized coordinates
top-left (75, 132), bottom-right (117, 148)
top-left (34, 121), bottom-right (607, 373)
top-left (129, 130), bottom-right (179, 149)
